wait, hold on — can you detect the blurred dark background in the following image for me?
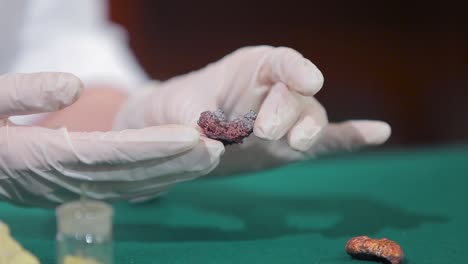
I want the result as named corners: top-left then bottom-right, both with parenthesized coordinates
top-left (109, 0), bottom-right (467, 147)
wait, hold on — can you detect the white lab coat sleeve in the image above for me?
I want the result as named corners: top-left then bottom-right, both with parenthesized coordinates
top-left (9, 0), bottom-right (150, 125)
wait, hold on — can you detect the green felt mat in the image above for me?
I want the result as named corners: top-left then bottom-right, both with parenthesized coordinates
top-left (1, 144), bottom-right (468, 263)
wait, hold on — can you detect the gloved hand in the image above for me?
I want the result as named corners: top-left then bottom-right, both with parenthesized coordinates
top-left (114, 46), bottom-right (391, 176)
top-left (0, 73), bottom-right (223, 207)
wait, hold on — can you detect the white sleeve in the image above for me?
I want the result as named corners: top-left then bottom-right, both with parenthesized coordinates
top-left (9, 0), bottom-right (150, 124)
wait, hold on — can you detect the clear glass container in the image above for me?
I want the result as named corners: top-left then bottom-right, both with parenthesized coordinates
top-left (56, 200), bottom-right (113, 264)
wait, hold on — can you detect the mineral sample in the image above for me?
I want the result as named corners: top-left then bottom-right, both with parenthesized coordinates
top-left (197, 109), bottom-right (257, 145)
top-left (345, 236), bottom-right (404, 264)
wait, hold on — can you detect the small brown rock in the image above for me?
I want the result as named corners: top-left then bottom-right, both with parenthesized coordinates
top-left (345, 236), bottom-right (404, 264)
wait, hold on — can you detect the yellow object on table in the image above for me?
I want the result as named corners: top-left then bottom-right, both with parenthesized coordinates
top-left (0, 221), bottom-right (9, 235)
top-left (63, 256), bottom-right (102, 264)
top-left (0, 221), bottom-right (40, 264)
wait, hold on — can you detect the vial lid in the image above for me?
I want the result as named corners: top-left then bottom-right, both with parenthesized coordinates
top-left (56, 200), bottom-right (113, 239)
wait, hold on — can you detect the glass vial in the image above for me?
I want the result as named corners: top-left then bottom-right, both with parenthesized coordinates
top-left (56, 200), bottom-right (113, 264)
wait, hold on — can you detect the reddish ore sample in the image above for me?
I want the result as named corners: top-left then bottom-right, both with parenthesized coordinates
top-left (345, 236), bottom-right (404, 264)
top-left (197, 109), bottom-right (257, 145)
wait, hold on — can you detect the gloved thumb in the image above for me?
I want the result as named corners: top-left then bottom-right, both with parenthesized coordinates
top-left (0, 72), bottom-right (83, 119)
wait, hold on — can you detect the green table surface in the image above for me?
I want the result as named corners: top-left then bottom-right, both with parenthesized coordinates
top-left (1, 144), bottom-right (468, 264)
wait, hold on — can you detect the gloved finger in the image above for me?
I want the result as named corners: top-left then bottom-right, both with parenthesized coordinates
top-left (0, 72), bottom-right (83, 118)
top-left (67, 125), bottom-right (203, 166)
top-left (257, 47), bottom-right (324, 96)
top-left (0, 126), bottom-right (223, 206)
top-left (114, 139), bottom-right (223, 200)
top-left (114, 82), bottom-right (218, 131)
top-left (62, 135), bottom-right (224, 182)
top-left (312, 120), bottom-right (391, 155)
top-left (44, 137), bottom-right (224, 201)
top-left (254, 82), bottom-right (302, 140)
top-left (69, 149), bottom-right (219, 202)
top-left (287, 97), bottom-right (328, 152)
top-left (3, 125), bottom-right (199, 174)
top-left (133, 136), bottom-right (223, 179)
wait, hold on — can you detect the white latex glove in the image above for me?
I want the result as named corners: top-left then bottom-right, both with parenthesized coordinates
top-left (0, 73), bottom-right (223, 207)
top-left (114, 46), bottom-right (391, 175)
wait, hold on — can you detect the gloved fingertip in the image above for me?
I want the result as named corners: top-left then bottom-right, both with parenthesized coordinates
top-left (52, 72), bottom-right (84, 106)
top-left (201, 137), bottom-right (225, 158)
top-left (253, 116), bottom-right (285, 140)
top-left (253, 126), bottom-right (271, 140)
top-left (288, 118), bottom-right (323, 151)
top-left (350, 120), bottom-right (392, 145)
top-left (254, 83), bottom-right (301, 140)
top-left (292, 59), bottom-right (324, 96)
top-left (58, 72), bottom-right (84, 92)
